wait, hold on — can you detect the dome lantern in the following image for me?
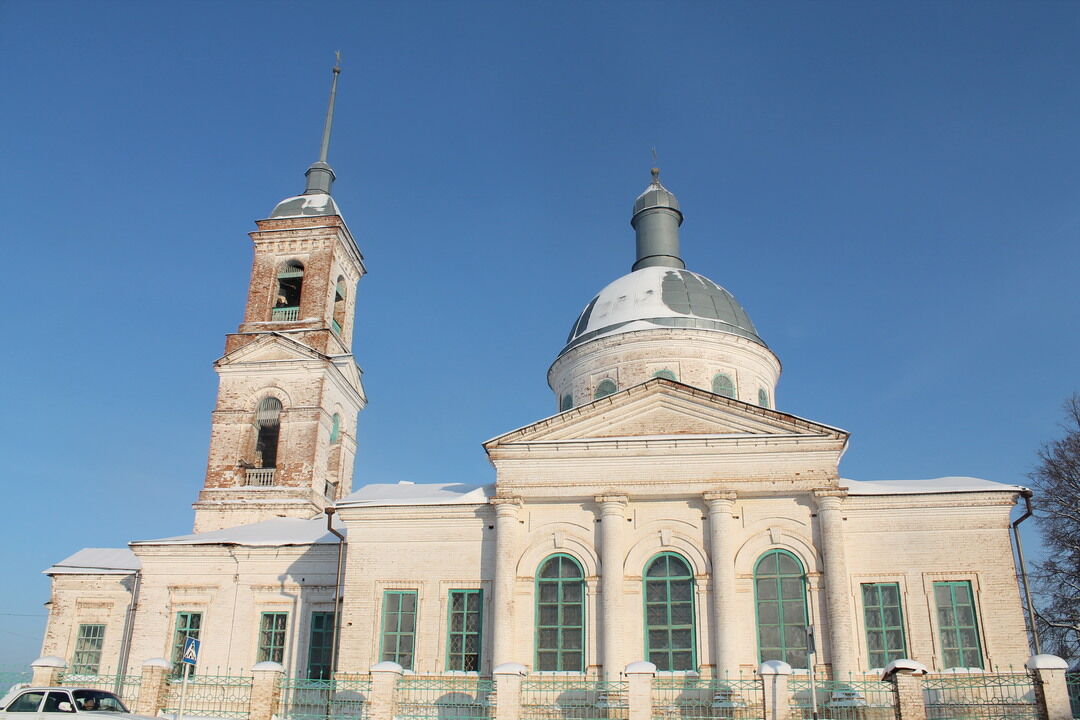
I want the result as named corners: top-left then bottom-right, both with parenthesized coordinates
top-left (631, 168), bottom-right (685, 271)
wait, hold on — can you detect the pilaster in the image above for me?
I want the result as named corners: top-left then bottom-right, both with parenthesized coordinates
top-left (704, 491), bottom-right (737, 676)
top-left (597, 495), bottom-right (628, 678)
top-left (491, 497), bottom-right (523, 668)
top-left (813, 488), bottom-right (855, 677)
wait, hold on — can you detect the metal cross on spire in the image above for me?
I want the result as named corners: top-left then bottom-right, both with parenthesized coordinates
top-left (303, 52), bottom-right (342, 195)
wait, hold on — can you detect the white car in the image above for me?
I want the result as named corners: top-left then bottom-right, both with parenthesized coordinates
top-left (0, 688), bottom-right (154, 720)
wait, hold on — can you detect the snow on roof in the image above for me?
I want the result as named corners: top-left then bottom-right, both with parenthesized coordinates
top-left (840, 476), bottom-right (1026, 496)
top-left (131, 515), bottom-right (345, 547)
top-left (338, 481), bottom-right (493, 507)
top-left (46, 548), bottom-right (140, 575)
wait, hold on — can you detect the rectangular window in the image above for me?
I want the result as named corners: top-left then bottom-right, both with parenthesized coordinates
top-left (171, 612), bottom-right (203, 676)
top-left (446, 590), bottom-right (482, 672)
top-left (257, 612), bottom-right (288, 663)
top-left (934, 581), bottom-right (983, 669)
top-left (306, 611), bottom-right (335, 679)
top-left (71, 624), bottom-right (106, 674)
top-left (381, 591), bottom-right (417, 670)
top-left (861, 583), bottom-right (907, 669)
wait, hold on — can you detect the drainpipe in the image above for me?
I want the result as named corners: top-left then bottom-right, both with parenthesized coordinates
top-left (1011, 489), bottom-right (1041, 654)
top-left (325, 508), bottom-right (346, 677)
top-left (116, 569), bottom-right (141, 688)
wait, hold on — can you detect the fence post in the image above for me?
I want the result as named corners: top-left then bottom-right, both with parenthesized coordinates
top-left (493, 663), bottom-right (527, 720)
top-left (368, 661), bottom-right (403, 720)
top-left (759, 661), bottom-right (792, 720)
top-left (882, 659), bottom-right (928, 720)
top-left (30, 656), bottom-right (66, 687)
top-left (134, 658), bottom-right (172, 716)
top-left (249, 661), bottom-right (285, 720)
top-left (1026, 654), bottom-right (1071, 720)
top-left (624, 661), bottom-right (656, 720)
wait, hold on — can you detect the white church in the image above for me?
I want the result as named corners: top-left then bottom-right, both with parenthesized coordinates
top-left (40, 68), bottom-right (1031, 684)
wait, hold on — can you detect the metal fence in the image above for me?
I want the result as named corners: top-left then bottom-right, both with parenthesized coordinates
top-left (787, 678), bottom-right (897, 720)
top-left (162, 672), bottom-right (254, 719)
top-left (1067, 672), bottom-right (1080, 720)
top-left (279, 676), bottom-right (372, 720)
top-left (521, 678), bottom-right (629, 720)
top-left (394, 675), bottom-right (494, 720)
top-left (59, 671), bottom-right (142, 708)
top-left (651, 675), bottom-right (765, 720)
top-left (922, 673), bottom-right (1038, 720)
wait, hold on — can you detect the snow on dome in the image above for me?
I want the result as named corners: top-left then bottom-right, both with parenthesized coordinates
top-left (560, 266), bottom-right (764, 356)
top-left (839, 476), bottom-right (1026, 495)
top-left (131, 515), bottom-right (345, 547)
top-left (45, 547), bottom-right (140, 575)
top-left (269, 193), bottom-right (341, 219)
top-left (338, 480), bottom-right (493, 507)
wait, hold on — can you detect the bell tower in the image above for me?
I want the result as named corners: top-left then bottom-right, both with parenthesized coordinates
top-left (193, 58), bottom-right (367, 532)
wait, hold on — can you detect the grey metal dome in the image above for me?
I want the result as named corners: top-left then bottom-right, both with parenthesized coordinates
top-left (559, 266), bottom-right (766, 357)
top-left (633, 168), bottom-right (682, 219)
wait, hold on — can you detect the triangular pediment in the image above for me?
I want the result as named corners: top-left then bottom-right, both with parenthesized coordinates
top-left (217, 333), bottom-right (326, 366)
top-left (486, 378), bottom-right (846, 448)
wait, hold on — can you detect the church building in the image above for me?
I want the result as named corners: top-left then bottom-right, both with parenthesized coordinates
top-left (39, 68), bottom-right (1031, 683)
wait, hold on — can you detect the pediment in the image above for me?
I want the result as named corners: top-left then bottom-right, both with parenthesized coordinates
top-left (217, 333), bottom-right (325, 366)
top-left (486, 378), bottom-right (846, 448)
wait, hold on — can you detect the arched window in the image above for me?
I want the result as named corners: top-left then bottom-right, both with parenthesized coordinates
top-left (594, 379), bottom-right (617, 400)
top-left (536, 554), bottom-right (585, 672)
top-left (643, 553), bottom-right (696, 671)
top-left (754, 550), bottom-right (808, 668)
top-left (330, 413), bottom-right (341, 445)
top-left (332, 276), bottom-right (346, 335)
top-left (273, 262), bottom-right (304, 321)
top-left (254, 397), bottom-right (283, 469)
top-left (758, 388), bottom-right (771, 409)
top-left (560, 394), bottom-right (573, 412)
top-left (653, 369), bottom-right (677, 381)
top-left (712, 373), bottom-right (736, 399)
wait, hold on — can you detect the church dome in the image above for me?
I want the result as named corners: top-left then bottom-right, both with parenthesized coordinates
top-left (559, 266), bottom-right (765, 357)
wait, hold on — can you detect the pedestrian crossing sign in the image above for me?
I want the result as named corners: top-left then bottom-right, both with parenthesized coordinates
top-left (182, 637), bottom-right (200, 665)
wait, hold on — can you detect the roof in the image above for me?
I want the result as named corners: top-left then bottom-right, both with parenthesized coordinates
top-left (840, 476), bottom-right (1026, 496)
top-left (338, 481), bottom-right (493, 507)
top-left (268, 192), bottom-right (341, 219)
top-left (131, 515), bottom-right (344, 547)
top-left (560, 267), bottom-right (765, 356)
top-left (45, 548), bottom-right (140, 575)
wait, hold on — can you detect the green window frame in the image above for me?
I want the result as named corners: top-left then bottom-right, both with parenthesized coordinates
top-left (934, 581), bottom-right (983, 668)
top-left (306, 611), bottom-right (335, 679)
top-left (653, 369), bottom-right (677, 381)
top-left (643, 553), bottom-right (696, 671)
top-left (861, 583), bottom-right (906, 669)
top-left (754, 550), bottom-right (809, 669)
top-left (71, 624), bottom-right (105, 674)
top-left (594, 379), bottom-right (617, 400)
top-left (758, 388), bottom-right (771, 408)
top-left (712, 373), bottom-right (736, 399)
top-left (446, 590), bottom-right (483, 672)
top-left (329, 414), bottom-right (341, 445)
top-left (381, 591), bottom-right (418, 670)
top-left (535, 554), bottom-right (585, 672)
top-left (257, 612), bottom-right (288, 663)
top-left (171, 612), bottom-right (203, 676)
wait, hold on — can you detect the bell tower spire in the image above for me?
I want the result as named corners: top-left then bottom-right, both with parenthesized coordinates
top-left (304, 51), bottom-right (342, 196)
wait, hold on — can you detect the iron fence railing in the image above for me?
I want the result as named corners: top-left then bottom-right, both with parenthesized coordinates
top-left (394, 675), bottom-right (494, 720)
top-left (651, 675), bottom-right (765, 720)
top-left (272, 307), bottom-right (300, 321)
top-left (521, 677), bottom-right (629, 720)
top-left (58, 671), bottom-right (142, 707)
top-left (922, 672), bottom-right (1038, 720)
top-left (788, 678), bottom-right (897, 720)
top-left (279, 676), bottom-right (372, 720)
top-left (162, 672), bottom-right (253, 719)
top-left (1067, 672), bottom-right (1080, 720)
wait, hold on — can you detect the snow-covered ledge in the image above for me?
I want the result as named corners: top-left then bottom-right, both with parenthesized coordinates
top-left (493, 662), bottom-right (528, 676)
top-left (1026, 654), bottom-right (1068, 670)
top-left (882, 658), bottom-right (928, 679)
top-left (30, 656), bottom-right (66, 687)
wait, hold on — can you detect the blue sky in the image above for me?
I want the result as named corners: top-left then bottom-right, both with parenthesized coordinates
top-left (1, 1), bottom-right (1078, 668)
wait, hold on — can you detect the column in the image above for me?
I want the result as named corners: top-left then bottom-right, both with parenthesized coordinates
top-left (624, 661), bottom-right (656, 720)
top-left (597, 495), bottom-right (628, 679)
top-left (249, 661), bottom-right (285, 720)
top-left (491, 497), bottom-right (523, 668)
top-left (759, 660), bottom-right (793, 720)
top-left (704, 491), bottom-right (737, 677)
top-left (134, 658), bottom-right (172, 717)
top-left (368, 661), bottom-right (403, 720)
top-left (493, 663), bottom-right (527, 720)
top-left (29, 656), bottom-right (66, 686)
top-left (814, 489), bottom-right (856, 678)
top-left (1026, 654), bottom-right (1072, 720)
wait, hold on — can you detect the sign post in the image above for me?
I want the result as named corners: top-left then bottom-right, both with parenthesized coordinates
top-left (177, 637), bottom-right (200, 720)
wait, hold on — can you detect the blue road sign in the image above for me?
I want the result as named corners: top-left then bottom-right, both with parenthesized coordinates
top-left (182, 637), bottom-right (200, 665)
